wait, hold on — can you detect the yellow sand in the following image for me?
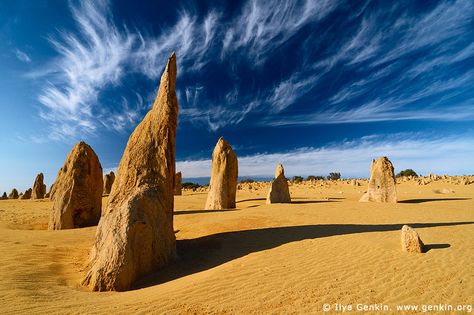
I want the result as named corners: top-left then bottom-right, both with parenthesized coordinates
top-left (0, 180), bottom-right (473, 314)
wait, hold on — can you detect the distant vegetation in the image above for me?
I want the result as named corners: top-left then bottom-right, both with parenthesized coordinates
top-left (292, 176), bottom-right (304, 183)
top-left (240, 178), bottom-right (255, 183)
top-left (182, 182), bottom-right (201, 190)
top-left (306, 175), bottom-right (325, 181)
top-left (327, 172), bottom-right (341, 180)
top-left (396, 169), bottom-right (418, 177)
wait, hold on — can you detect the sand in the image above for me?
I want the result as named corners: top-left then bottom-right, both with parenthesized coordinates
top-left (0, 179), bottom-right (473, 314)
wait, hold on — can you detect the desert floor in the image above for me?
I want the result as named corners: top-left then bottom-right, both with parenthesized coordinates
top-left (0, 180), bottom-right (473, 314)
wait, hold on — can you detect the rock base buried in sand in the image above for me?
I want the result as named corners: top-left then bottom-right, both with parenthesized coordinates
top-left (82, 53), bottom-right (178, 291)
top-left (401, 225), bottom-right (425, 253)
top-left (48, 141), bottom-right (103, 230)
top-left (205, 137), bottom-right (238, 210)
top-left (359, 156), bottom-right (397, 203)
top-left (8, 189), bottom-right (19, 199)
top-left (266, 164), bottom-right (291, 204)
top-left (20, 188), bottom-right (32, 199)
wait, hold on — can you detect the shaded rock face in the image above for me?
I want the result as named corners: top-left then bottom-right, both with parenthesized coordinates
top-left (359, 156), bottom-right (397, 203)
top-left (82, 53), bottom-right (178, 292)
top-left (9, 189), bottom-right (19, 199)
top-left (266, 164), bottom-right (291, 204)
top-left (103, 171), bottom-right (115, 195)
top-left (205, 137), bottom-right (238, 210)
top-left (20, 188), bottom-right (32, 200)
top-left (401, 225), bottom-right (425, 253)
top-left (32, 173), bottom-right (47, 199)
top-left (48, 141), bottom-right (103, 230)
top-left (1, 192), bottom-right (7, 200)
top-left (174, 172), bottom-right (182, 195)
top-left (47, 184), bottom-right (54, 199)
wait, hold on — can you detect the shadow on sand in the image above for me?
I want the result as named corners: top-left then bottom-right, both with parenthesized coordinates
top-left (135, 221), bottom-right (474, 289)
top-left (291, 199), bottom-right (341, 204)
top-left (236, 198), bottom-right (266, 203)
top-left (399, 198), bottom-right (471, 204)
top-left (424, 243), bottom-right (451, 252)
top-left (174, 209), bottom-right (237, 215)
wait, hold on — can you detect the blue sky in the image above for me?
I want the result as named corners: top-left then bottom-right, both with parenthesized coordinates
top-left (0, 0), bottom-right (473, 193)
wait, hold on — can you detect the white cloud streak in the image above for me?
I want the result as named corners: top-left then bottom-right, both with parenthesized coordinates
top-left (222, 0), bottom-right (338, 63)
top-left (14, 48), bottom-right (31, 63)
top-left (35, 0), bottom-right (220, 140)
top-left (177, 134), bottom-right (474, 178)
top-left (263, 0), bottom-right (474, 127)
top-left (33, 0), bottom-right (474, 138)
top-left (37, 0), bottom-right (135, 140)
top-left (180, 90), bottom-right (260, 132)
top-left (132, 10), bottom-right (220, 78)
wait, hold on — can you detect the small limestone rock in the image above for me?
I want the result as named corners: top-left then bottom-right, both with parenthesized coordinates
top-left (440, 188), bottom-right (454, 194)
top-left (174, 172), bottom-right (182, 195)
top-left (266, 164), bottom-right (291, 204)
top-left (48, 141), bottom-right (103, 230)
top-left (359, 156), bottom-right (397, 203)
top-left (32, 173), bottom-right (47, 199)
top-left (351, 179), bottom-right (360, 186)
top-left (20, 188), bottom-right (32, 199)
top-left (401, 225), bottom-right (425, 253)
top-left (82, 53), bottom-right (178, 291)
top-left (103, 171), bottom-right (115, 195)
top-left (205, 137), bottom-right (238, 210)
top-left (8, 188), bottom-right (19, 199)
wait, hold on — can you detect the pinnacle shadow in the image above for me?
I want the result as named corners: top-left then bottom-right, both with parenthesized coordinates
top-left (424, 243), bottom-right (451, 252)
top-left (174, 209), bottom-right (237, 215)
top-left (134, 221), bottom-right (474, 290)
top-left (236, 198), bottom-right (266, 203)
top-left (399, 198), bottom-right (471, 204)
top-left (291, 199), bottom-right (340, 204)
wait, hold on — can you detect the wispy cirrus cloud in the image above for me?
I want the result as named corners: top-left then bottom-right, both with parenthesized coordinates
top-left (180, 86), bottom-right (260, 131)
top-left (32, 0), bottom-right (474, 140)
top-left (265, 70), bottom-right (325, 113)
top-left (36, 0), bottom-right (135, 140)
top-left (34, 0), bottom-right (220, 140)
top-left (188, 0), bottom-right (474, 129)
top-left (372, 0), bottom-right (474, 67)
top-left (260, 0), bottom-right (474, 127)
top-left (222, 0), bottom-right (337, 63)
top-left (177, 133), bottom-right (474, 178)
top-left (266, 101), bottom-right (474, 127)
top-left (14, 48), bottom-right (31, 63)
top-left (132, 10), bottom-right (221, 78)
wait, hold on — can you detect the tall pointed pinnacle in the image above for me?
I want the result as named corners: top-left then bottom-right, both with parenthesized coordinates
top-left (82, 53), bottom-right (179, 291)
top-left (153, 52), bottom-right (177, 110)
top-left (275, 163), bottom-right (285, 178)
